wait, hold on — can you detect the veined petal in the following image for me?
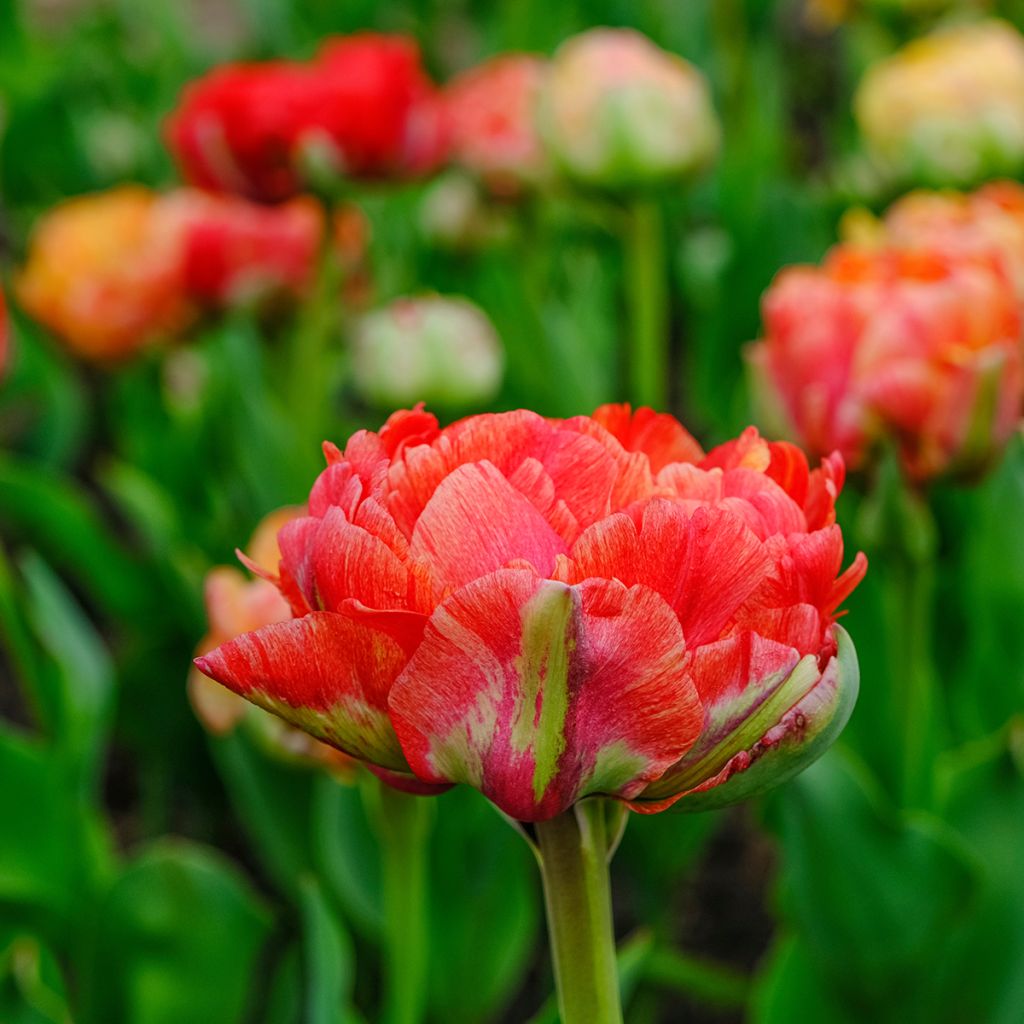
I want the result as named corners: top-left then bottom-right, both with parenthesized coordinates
top-left (409, 461), bottom-right (569, 585)
top-left (633, 625), bottom-right (859, 812)
top-left (194, 612), bottom-right (409, 769)
top-left (590, 403), bottom-right (704, 471)
top-left (312, 507), bottom-right (413, 612)
top-left (563, 500), bottom-right (772, 648)
top-left (388, 569), bottom-right (702, 822)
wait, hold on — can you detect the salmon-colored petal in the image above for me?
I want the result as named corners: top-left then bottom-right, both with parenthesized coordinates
top-left (409, 461), bottom-right (569, 585)
top-left (194, 612), bottom-right (409, 769)
top-left (591, 403), bottom-right (704, 471)
top-left (564, 500), bottom-right (773, 648)
top-left (388, 569), bottom-right (702, 822)
top-left (312, 507), bottom-right (412, 613)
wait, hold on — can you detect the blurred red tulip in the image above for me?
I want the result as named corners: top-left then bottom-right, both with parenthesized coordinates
top-left (161, 190), bottom-right (324, 307)
top-left (444, 54), bottom-right (549, 197)
top-left (196, 405), bottom-right (864, 821)
top-left (752, 244), bottom-right (1024, 481)
top-left (166, 34), bottom-right (447, 203)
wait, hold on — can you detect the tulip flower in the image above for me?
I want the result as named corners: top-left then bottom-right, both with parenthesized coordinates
top-left (351, 295), bottom-right (504, 410)
top-left (196, 406), bottom-right (863, 818)
top-left (854, 19), bottom-right (1024, 186)
top-left (166, 33), bottom-right (447, 203)
top-left (444, 54), bottom-right (549, 197)
top-left (539, 28), bottom-right (718, 192)
top-left (16, 186), bottom-right (194, 362)
top-left (195, 405), bottom-right (863, 1020)
top-left (190, 507), bottom-right (354, 774)
top-left (162, 190), bottom-right (325, 308)
top-left (751, 244), bottom-right (1023, 483)
top-left (879, 181), bottom-right (1024, 301)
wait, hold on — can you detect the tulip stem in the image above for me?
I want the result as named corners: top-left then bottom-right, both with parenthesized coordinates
top-left (374, 783), bottom-right (432, 1024)
top-left (624, 198), bottom-right (670, 410)
top-left (288, 210), bottom-right (341, 456)
top-left (889, 533), bottom-right (938, 810)
top-left (534, 800), bottom-right (624, 1024)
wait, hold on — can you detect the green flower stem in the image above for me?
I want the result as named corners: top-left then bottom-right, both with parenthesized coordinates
top-left (374, 783), bottom-right (432, 1024)
top-left (287, 209), bottom-right (342, 454)
top-left (886, 529), bottom-right (938, 810)
top-left (624, 199), bottom-right (669, 410)
top-left (534, 800), bottom-right (624, 1024)
top-left (861, 450), bottom-right (939, 810)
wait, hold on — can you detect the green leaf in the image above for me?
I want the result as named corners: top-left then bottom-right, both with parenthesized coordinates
top-left (770, 747), bottom-right (977, 1007)
top-left (0, 931), bottom-right (71, 1024)
top-left (750, 934), bottom-right (859, 1024)
top-left (80, 841), bottom-right (272, 1024)
top-left (312, 776), bottom-right (385, 941)
top-left (17, 552), bottom-right (115, 791)
top-left (297, 877), bottom-right (356, 1024)
top-left (210, 729), bottom-right (320, 897)
top-left (917, 732), bottom-right (1024, 1024)
top-left (427, 788), bottom-right (541, 1024)
top-left (0, 726), bottom-right (108, 926)
top-left (0, 455), bottom-right (152, 622)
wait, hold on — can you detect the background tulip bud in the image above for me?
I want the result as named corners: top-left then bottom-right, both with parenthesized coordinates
top-left (539, 28), bottom-right (719, 191)
top-left (751, 244), bottom-right (1024, 481)
top-left (444, 54), bottom-right (550, 197)
top-left (16, 186), bottom-right (193, 362)
top-left (352, 295), bottom-right (504, 409)
top-left (854, 20), bottom-right (1024, 187)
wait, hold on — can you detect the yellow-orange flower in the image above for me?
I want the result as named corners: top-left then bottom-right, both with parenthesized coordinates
top-left (17, 186), bottom-right (193, 362)
top-left (854, 20), bottom-right (1024, 186)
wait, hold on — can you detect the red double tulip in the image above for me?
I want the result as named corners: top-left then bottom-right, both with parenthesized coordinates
top-left (166, 34), bottom-right (447, 203)
top-left (196, 406), bottom-right (865, 822)
top-left (752, 244), bottom-right (1023, 481)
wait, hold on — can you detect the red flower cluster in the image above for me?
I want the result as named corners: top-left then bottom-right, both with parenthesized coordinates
top-left (197, 405), bottom-right (864, 822)
top-left (166, 34), bottom-right (448, 203)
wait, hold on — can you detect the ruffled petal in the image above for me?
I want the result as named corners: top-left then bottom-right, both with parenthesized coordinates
top-left (409, 461), bottom-right (569, 585)
top-left (563, 500), bottom-right (773, 648)
top-left (194, 612), bottom-right (409, 769)
top-left (388, 569), bottom-right (702, 822)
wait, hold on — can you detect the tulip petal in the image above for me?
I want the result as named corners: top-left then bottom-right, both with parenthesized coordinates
top-left (312, 507), bottom-right (413, 613)
top-left (409, 461), bottom-right (569, 585)
top-left (388, 569), bottom-right (702, 822)
top-left (194, 612), bottom-right (409, 769)
top-left (564, 501), bottom-right (772, 648)
top-left (634, 625), bottom-right (859, 812)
